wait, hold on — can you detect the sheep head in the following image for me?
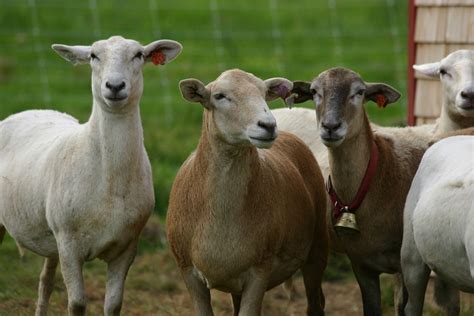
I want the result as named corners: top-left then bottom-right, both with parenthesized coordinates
top-left (52, 36), bottom-right (182, 113)
top-left (179, 69), bottom-right (292, 149)
top-left (414, 50), bottom-right (474, 118)
top-left (289, 68), bottom-right (400, 147)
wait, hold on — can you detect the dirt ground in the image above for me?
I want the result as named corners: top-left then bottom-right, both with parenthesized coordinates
top-left (2, 247), bottom-right (474, 315)
top-left (1, 218), bottom-right (473, 315)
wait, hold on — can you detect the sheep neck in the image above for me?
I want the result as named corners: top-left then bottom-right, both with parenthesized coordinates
top-left (197, 112), bottom-right (259, 221)
top-left (436, 97), bottom-right (474, 134)
top-left (86, 100), bottom-right (145, 196)
top-left (327, 113), bottom-right (374, 206)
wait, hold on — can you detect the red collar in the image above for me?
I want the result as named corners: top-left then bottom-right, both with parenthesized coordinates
top-left (326, 141), bottom-right (379, 220)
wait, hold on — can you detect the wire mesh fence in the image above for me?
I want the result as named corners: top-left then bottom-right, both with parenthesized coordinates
top-left (0, 0), bottom-right (409, 212)
top-left (0, 0), bottom-right (408, 123)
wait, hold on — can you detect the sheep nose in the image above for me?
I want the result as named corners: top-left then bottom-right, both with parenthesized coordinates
top-left (105, 81), bottom-right (126, 93)
top-left (460, 89), bottom-right (474, 101)
top-left (321, 120), bottom-right (342, 132)
top-left (258, 120), bottom-right (276, 135)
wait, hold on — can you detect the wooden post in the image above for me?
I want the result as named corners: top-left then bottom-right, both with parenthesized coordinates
top-left (407, 0), bottom-right (417, 126)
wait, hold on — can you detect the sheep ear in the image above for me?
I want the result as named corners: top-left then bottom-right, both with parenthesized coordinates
top-left (52, 44), bottom-right (91, 65)
top-left (144, 40), bottom-right (183, 65)
top-left (179, 79), bottom-right (211, 109)
top-left (285, 81), bottom-right (312, 107)
top-left (413, 62), bottom-right (440, 78)
top-left (265, 78), bottom-right (293, 102)
top-left (365, 83), bottom-right (401, 108)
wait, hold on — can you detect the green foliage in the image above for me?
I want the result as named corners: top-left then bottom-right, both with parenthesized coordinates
top-left (0, 235), bottom-right (47, 302)
top-left (0, 0), bottom-right (409, 214)
top-left (323, 252), bottom-right (354, 282)
top-left (381, 275), bottom-right (395, 311)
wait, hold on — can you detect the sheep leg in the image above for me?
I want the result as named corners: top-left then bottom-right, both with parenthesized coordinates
top-left (238, 273), bottom-right (268, 316)
top-left (301, 243), bottom-right (327, 315)
top-left (401, 227), bottom-right (430, 316)
top-left (402, 265), bottom-right (429, 316)
top-left (231, 293), bottom-right (241, 316)
top-left (433, 278), bottom-right (460, 316)
top-left (182, 268), bottom-right (213, 316)
top-left (104, 242), bottom-right (138, 316)
top-left (393, 273), bottom-right (408, 316)
top-left (283, 277), bottom-right (297, 301)
top-left (58, 241), bottom-right (86, 316)
top-left (351, 263), bottom-right (381, 316)
top-left (467, 228), bottom-right (474, 279)
top-left (14, 239), bottom-right (26, 258)
top-left (430, 215), bottom-right (467, 316)
top-left (35, 256), bottom-right (59, 316)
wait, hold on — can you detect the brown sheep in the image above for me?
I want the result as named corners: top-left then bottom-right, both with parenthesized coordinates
top-left (287, 67), bottom-right (433, 316)
top-left (166, 69), bottom-right (328, 315)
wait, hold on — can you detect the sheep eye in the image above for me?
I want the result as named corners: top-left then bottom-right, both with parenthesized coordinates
top-left (214, 93), bottom-right (227, 100)
top-left (134, 52), bottom-right (144, 60)
top-left (356, 89), bottom-right (365, 96)
top-left (90, 53), bottom-right (99, 60)
top-left (310, 89), bottom-right (317, 95)
top-left (439, 68), bottom-right (448, 76)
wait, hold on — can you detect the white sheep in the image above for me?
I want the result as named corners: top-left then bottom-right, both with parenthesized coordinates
top-left (414, 49), bottom-right (474, 133)
top-left (401, 134), bottom-right (474, 316)
top-left (273, 49), bottom-right (474, 179)
top-left (0, 35), bottom-right (182, 315)
top-left (167, 69), bottom-right (329, 315)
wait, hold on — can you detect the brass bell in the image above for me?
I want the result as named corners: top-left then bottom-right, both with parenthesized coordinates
top-left (334, 212), bottom-right (360, 233)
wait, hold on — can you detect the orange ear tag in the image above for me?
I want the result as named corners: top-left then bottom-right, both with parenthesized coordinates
top-left (375, 94), bottom-right (388, 108)
top-left (151, 51), bottom-right (166, 65)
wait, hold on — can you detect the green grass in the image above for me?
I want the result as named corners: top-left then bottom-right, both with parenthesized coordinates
top-left (2, 222), bottom-right (474, 315)
top-left (0, 0), bottom-right (409, 214)
top-left (0, 1), bottom-right (433, 313)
